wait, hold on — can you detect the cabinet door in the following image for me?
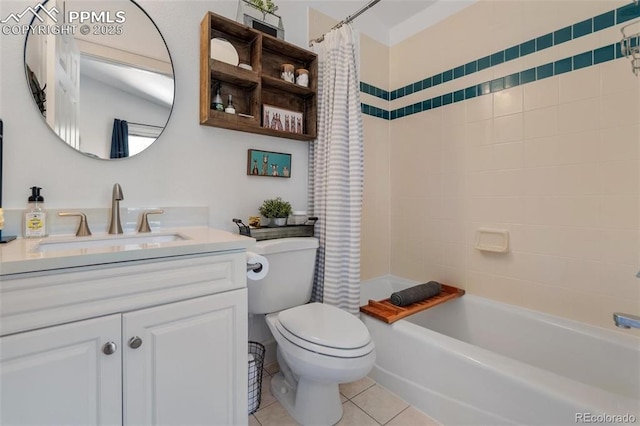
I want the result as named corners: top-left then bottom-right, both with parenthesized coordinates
top-left (0, 315), bottom-right (122, 426)
top-left (123, 290), bottom-right (248, 426)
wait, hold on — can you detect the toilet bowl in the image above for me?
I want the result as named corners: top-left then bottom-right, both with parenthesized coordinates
top-left (247, 238), bottom-right (376, 425)
top-left (265, 303), bottom-right (375, 425)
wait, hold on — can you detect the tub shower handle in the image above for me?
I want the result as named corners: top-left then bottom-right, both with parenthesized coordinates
top-left (128, 336), bottom-right (143, 349)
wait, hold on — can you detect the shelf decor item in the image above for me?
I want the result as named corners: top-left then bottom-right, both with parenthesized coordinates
top-left (295, 68), bottom-right (309, 87)
top-left (262, 104), bottom-right (302, 134)
top-left (200, 11), bottom-right (317, 141)
top-left (236, 0), bottom-right (284, 39)
top-left (247, 149), bottom-right (291, 178)
top-left (259, 197), bottom-right (293, 227)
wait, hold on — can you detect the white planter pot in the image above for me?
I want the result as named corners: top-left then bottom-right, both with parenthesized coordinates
top-left (236, 0), bottom-right (284, 39)
top-left (272, 218), bottom-right (287, 227)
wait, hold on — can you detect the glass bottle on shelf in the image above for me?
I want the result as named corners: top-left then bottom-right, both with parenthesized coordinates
top-left (225, 94), bottom-right (236, 114)
top-left (211, 82), bottom-right (224, 111)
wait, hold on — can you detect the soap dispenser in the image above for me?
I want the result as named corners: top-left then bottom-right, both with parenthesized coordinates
top-left (23, 186), bottom-right (48, 238)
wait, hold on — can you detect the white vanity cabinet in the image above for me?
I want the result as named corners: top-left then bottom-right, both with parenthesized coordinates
top-left (0, 314), bottom-right (123, 425)
top-left (0, 246), bottom-right (249, 426)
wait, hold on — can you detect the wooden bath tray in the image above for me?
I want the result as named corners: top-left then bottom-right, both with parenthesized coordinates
top-left (360, 284), bottom-right (465, 323)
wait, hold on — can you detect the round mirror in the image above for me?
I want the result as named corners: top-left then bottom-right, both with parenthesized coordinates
top-left (23, 0), bottom-right (174, 160)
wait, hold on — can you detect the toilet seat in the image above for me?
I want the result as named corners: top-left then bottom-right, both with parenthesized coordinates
top-left (273, 303), bottom-right (374, 358)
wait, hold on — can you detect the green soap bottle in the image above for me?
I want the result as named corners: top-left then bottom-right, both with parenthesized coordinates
top-left (23, 186), bottom-right (48, 238)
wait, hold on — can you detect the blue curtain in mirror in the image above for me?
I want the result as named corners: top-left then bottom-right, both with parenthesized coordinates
top-left (110, 119), bottom-right (129, 159)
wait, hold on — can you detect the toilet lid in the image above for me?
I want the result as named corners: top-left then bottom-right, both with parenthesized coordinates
top-left (277, 303), bottom-right (372, 350)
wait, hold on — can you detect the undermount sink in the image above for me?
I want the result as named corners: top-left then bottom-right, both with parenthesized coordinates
top-left (32, 233), bottom-right (189, 253)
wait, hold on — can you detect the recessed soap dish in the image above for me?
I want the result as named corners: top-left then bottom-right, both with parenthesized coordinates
top-left (474, 228), bottom-right (509, 253)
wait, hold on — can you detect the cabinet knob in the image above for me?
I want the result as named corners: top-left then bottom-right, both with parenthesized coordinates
top-left (103, 341), bottom-right (117, 355)
top-left (128, 336), bottom-right (143, 349)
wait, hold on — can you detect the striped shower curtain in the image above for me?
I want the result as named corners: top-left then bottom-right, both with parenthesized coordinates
top-left (309, 25), bottom-right (364, 315)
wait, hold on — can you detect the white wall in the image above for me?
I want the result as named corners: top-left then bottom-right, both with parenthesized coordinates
top-left (79, 76), bottom-right (171, 158)
top-left (0, 0), bottom-right (314, 233)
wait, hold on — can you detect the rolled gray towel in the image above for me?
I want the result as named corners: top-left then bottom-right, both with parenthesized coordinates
top-left (390, 281), bottom-right (442, 306)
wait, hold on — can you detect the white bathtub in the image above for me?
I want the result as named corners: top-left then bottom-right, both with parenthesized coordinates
top-left (360, 276), bottom-right (640, 425)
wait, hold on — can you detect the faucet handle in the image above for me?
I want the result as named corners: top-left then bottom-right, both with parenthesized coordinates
top-left (59, 212), bottom-right (92, 237)
top-left (137, 209), bottom-right (164, 233)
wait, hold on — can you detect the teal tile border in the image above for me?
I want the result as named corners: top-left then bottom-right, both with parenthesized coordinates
top-left (360, 3), bottom-right (639, 108)
top-left (359, 3), bottom-right (640, 120)
top-left (361, 41), bottom-right (626, 120)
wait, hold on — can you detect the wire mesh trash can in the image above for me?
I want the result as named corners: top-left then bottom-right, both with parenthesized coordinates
top-left (248, 341), bottom-right (265, 414)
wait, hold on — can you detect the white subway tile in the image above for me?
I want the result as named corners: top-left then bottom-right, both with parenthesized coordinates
top-left (599, 229), bottom-right (639, 265)
top-left (443, 173), bottom-right (466, 198)
top-left (600, 160), bottom-right (639, 195)
top-left (467, 245), bottom-right (496, 274)
top-left (599, 125), bottom-right (640, 161)
top-left (555, 258), bottom-right (602, 293)
top-left (442, 102), bottom-right (466, 126)
top-left (523, 164), bottom-right (601, 196)
top-left (601, 90), bottom-right (640, 129)
top-left (468, 196), bottom-right (524, 224)
top-left (439, 219), bottom-right (466, 243)
top-left (558, 97), bottom-right (600, 135)
top-left (524, 106), bottom-right (559, 139)
top-left (440, 266), bottom-right (467, 288)
top-left (556, 131), bottom-right (600, 164)
top-left (492, 142), bottom-right (523, 170)
top-left (443, 123), bottom-right (467, 151)
top-left (524, 196), bottom-right (600, 228)
top-left (442, 146), bottom-right (466, 175)
top-left (493, 113), bottom-right (523, 144)
top-left (598, 262), bottom-right (640, 299)
top-left (524, 77), bottom-right (559, 112)
top-left (523, 136), bottom-right (561, 168)
top-left (520, 225), bottom-right (603, 261)
top-left (442, 243), bottom-right (466, 270)
top-left (467, 171), bottom-right (493, 197)
top-left (466, 119), bottom-right (494, 146)
top-left (467, 145), bottom-right (494, 172)
top-left (466, 95), bottom-right (494, 123)
top-left (600, 59), bottom-right (640, 96)
top-left (559, 66), bottom-right (600, 104)
top-left (494, 86), bottom-right (524, 118)
top-left (599, 196), bottom-right (639, 230)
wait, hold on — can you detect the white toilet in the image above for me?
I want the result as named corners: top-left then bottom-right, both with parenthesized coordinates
top-left (248, 237), bottom-right (375, 425)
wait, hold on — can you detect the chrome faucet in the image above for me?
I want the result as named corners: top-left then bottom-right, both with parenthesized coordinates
top-left (613, 312), bottom-right (640, 329)
top-left (108, 183), bottom-right (124, 234)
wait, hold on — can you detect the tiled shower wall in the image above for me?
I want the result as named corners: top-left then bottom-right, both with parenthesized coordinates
top-left (387, 0), bottom-right (640, 331)
top-left (311, 1), bottom-right (639, 331)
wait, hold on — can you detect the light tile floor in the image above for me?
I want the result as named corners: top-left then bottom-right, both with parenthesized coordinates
top-left (250, 362), bottom-right (440, 426)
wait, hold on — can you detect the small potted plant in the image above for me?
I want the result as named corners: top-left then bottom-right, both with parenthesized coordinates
top-left (247, 0), bottom-right (279, 20)
top-left (259, 197), bottom-right (292, 226)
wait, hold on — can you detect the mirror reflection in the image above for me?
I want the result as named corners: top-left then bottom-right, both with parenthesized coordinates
top-left (24, 0), bottom-right (174, 159)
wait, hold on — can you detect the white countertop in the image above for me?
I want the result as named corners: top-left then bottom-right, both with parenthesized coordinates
top-left (0, 227), bottom-right (255, 276)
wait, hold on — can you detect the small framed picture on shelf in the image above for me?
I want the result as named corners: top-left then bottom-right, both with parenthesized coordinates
top-left (262, 104), bottom-right (303, 134)
top-left (247, 149), bottom-right (292, 178)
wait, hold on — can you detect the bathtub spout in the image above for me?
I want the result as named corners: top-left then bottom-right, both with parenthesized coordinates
top-left (613, 312), bottom-right (640, 329)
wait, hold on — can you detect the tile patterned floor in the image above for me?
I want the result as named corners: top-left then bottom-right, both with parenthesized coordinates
top-left (250, 362), bottom-right (440, 426)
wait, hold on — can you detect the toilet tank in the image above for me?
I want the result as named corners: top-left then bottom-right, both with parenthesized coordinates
top-left (248, 237), bottom-right (319, 314)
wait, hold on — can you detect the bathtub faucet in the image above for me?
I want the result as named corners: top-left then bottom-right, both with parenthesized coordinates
top-left (613, 312), bottom-right (640, 329)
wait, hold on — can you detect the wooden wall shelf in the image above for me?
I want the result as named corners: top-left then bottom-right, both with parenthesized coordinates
top-left (200, 11), bottom-right (318, 141)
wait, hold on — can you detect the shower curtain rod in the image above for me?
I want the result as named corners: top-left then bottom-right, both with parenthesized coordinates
top-left (309, 0), bottom-right (382, 46)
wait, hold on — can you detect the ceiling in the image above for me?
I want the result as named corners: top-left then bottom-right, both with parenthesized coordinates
top-left (308, 0), bottom-right (475, 45)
